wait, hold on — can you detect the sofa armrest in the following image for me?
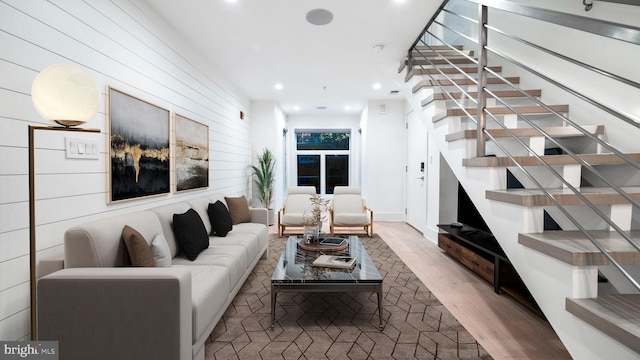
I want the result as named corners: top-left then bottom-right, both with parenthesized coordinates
top-left (249, 207), bottom-right (268, 227)
top-left (38, 267), bottom-right (192, 360)
top-left (38, 258), bottom-right (64, 280)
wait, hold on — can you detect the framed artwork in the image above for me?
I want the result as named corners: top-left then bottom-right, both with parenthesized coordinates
top-left (107, 87), bottom-right (170, 203)
top-left (174, 113), bottom-right (209, 191)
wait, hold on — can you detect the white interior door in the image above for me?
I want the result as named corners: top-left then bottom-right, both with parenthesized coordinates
top-left (405, 111), bottom-right (428, 234)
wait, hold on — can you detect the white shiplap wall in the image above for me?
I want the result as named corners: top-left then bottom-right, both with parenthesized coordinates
top-left (0, 0), bottom-right (252, 340)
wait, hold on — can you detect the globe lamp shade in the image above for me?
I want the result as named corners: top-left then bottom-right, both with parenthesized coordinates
top-left (31, 64), bottom-right (100, 127)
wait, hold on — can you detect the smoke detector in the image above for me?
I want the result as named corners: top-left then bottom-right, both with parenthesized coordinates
top-left (372, 44), bottom-right (384, 53)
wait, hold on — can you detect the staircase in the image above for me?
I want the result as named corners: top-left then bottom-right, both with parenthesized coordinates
top-left (397, 1), bottom-right (640, 359)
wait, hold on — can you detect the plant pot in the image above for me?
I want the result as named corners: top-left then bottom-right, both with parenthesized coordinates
top-left (304, 223), bottom-right (322, 243)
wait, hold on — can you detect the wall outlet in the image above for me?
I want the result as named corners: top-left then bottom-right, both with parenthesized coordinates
top-left (66, 137), bottom-right (99, 159)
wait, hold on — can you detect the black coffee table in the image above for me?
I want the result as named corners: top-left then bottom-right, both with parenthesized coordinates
top-left (271, 235), bottom-right (384, 329)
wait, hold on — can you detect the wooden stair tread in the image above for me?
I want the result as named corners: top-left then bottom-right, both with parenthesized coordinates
top-left (518, 230), bottom-right (640, 266)
top-left (447, 125), bottom-right (603, 141)
top-left (566, 295), bottom-right (640, 354)
top-left (485, 186), bottom-right (640, 206)
top-left (413, 77), bottom-right (519, 93)
top-left (411, 49), bottom-right (474, 57)
top-left (423, 89), bottom-right (541, 106)
top-left (433, 104), bottom-right (569, 122)
top-left (400, 57), bottom-right (478, 72)
top-left (398, 45), bottom-right (465, 72)
top-left (463, 152), bottom-right (639, 167)
top-left (407, 66), bottom-right (502, 82)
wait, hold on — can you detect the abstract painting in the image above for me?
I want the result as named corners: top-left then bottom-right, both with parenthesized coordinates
top-left (108, 87), bottom-right (170, 203)
top-left (174, 114), bottom-right (209, 191)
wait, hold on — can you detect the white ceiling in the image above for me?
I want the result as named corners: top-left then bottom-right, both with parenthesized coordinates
top-left (141, 0), bottom-right (440, 116)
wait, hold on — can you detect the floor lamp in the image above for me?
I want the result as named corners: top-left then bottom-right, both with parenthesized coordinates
top-left (29, 64), bottom-right (101, 340)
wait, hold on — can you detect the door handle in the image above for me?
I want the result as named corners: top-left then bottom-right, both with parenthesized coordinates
top-left (417, 176), bottom-right (424, 180)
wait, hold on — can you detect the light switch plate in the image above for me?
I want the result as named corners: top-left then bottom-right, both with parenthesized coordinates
top-left (66, 137), bottom-right (99, 159)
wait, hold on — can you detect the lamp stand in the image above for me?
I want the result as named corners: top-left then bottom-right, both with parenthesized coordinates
top-left (29, 125), bottom-right (100, 340)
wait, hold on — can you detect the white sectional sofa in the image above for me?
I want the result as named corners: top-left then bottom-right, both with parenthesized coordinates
top-left (37, 194), bottom-right (269, 360)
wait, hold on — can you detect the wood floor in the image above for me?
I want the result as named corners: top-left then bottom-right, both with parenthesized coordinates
top-left (274, 221), bottom-right (572, 359)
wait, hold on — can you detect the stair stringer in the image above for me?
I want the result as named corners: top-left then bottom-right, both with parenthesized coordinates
top-left (397, 72), bottom-right (640, 360)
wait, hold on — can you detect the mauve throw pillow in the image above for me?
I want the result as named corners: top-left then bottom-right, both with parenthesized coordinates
top-left (121, 225), bottom-right (154, 267)
top-left (172, 208), bottom-right (209, 261)
top-left (208, 201), bottom-right (233, 237)
top-left (224, 196), bottom-right (252, 225)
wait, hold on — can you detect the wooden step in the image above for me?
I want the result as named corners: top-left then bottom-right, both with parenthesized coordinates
top-left (486, 186), bottom-right (640, 206)
top-left (423, 89), bottom-right (541, 107)
top-left (407, 66), bottom-right (502, 82)
top-left (566, 295), bottom-right (640, 353)
top-left (413, 77), bottom-right (520, 93)
top-left (411, 49), bottom-right (474, 58)
top-left (519, 230), bottom-right (640, 266)
top-left (463, 152), bottom-right (639, 167)
top-left (446, 125), bottom-right (603, 142)
top-left (414, 45), bottom-right (464, 52)
top-left (433, 104), bottom-right (568, 122)
top-left (400, 57), bottom-right (478, 73)
top-left (398, 45), bottom-right (464, 73)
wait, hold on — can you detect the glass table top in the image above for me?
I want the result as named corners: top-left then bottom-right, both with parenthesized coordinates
top-left (272, 236), bottom-right (383, 284)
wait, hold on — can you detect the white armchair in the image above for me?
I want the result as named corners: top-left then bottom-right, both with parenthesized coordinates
top-left (277, 186), bottom-right (316, 236)
top-left (330, 186), bottom-right (373, 237)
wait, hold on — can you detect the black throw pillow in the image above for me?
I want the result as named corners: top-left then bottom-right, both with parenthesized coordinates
top-left (208, 201), bottom-right (233, 237)
top-left (172, 208), bottom-right (209, 261)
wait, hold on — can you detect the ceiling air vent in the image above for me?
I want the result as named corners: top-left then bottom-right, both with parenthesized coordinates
top-left (389, 90), bottom-right (400, 95)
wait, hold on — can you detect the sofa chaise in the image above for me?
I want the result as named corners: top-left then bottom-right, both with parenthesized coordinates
top-left (37, 194), bottom-right (268, 360)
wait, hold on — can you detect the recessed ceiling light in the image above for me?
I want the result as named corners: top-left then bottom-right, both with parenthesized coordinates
top-left (275, 83), bottom-right (283, 90)
top-left (294, 106), bottom-right (300, 111)
top-left (373, 83), bottom-right (381, 90)
top-left (306, 9), bottom-right (333, 26)
top-left (345, 106), bottom-right (351, 111)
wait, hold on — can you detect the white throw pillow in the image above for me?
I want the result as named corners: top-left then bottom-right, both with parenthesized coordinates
top-left (150, 233), bottom-right (172, 267)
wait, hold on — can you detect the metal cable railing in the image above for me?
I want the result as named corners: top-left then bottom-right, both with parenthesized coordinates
top-left (406, 0), bottom-right (640, 291)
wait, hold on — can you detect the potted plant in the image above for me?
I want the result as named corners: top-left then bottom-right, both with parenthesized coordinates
top-left (250, 148), bottom-right (276, 224)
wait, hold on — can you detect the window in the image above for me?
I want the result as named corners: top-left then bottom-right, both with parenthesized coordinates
top-left (295, 130), bottom-right (350, 195)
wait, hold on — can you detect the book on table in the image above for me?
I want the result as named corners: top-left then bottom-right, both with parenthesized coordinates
top-left (312, 255), bottom-right (356, 269)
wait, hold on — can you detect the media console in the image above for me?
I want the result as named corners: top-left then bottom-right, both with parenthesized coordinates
top-left (437, 224), bottom-right (541, 315)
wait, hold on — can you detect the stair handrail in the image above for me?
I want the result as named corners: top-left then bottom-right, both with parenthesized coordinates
top-left (406, 0), bottom-right (640, 291)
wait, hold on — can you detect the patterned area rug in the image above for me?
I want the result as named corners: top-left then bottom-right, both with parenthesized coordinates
top-left (205, 234), bottom-right (492, 359)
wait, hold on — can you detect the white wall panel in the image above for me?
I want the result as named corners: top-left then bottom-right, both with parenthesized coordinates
top-left (0, 283), bottom-right (29, 326)
top-left (0, 0), bottom-right (252, 340)
top-left (0, 230), bottom-right (28, 263)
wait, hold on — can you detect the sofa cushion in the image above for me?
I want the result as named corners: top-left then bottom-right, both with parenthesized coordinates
top-left (148, 202), bottom-right (191, 258)
top-left (150, 233), bottom-right (172, 267)
top-left (186, 197), bottom-right (213, 235)
top-left (172, 245), bottom-right (247, 288)
top-left (173, 264), bottom-right (230, 343)
top-left (208, 201), bottom-right (232, 236)
top-left (173, 209), bottom-right (209, 261)
top-left (122, 225), bottom-right (154, 267)
top-left (214, 222), bottom-right (268, 262)
top-left (64, 211), bottom-right (163, 268)
top-left (224, 196), bottom-right (251, 224)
